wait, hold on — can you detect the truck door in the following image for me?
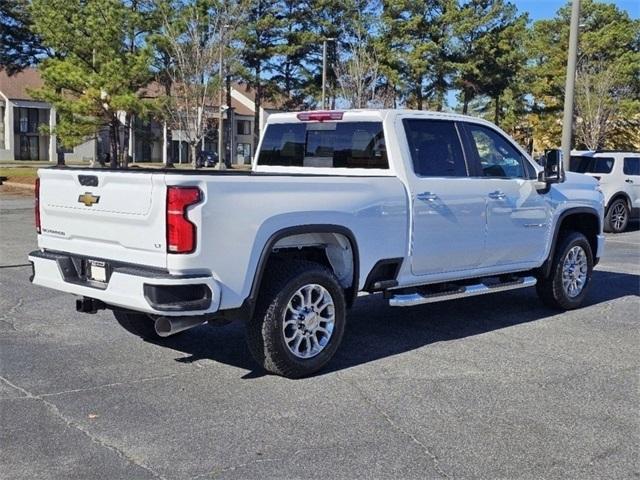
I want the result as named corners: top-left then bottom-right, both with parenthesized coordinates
top-left (403, 119), bottom-right (487, 276)
top-left (460, 122), bottom-right (550, 267)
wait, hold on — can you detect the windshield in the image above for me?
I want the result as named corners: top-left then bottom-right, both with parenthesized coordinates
top-left (258, 121), bottom-right (388, 169)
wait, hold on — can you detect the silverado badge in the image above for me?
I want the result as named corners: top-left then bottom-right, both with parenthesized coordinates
top-left (78, 192), bottom-right (100, 207)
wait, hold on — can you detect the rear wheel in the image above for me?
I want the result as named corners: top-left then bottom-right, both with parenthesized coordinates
top-left (604, 198), bottom-right (629, 233)
top-left (536, 231), bottom-right (594, 310)
top-left (246, 260), bottom-right (346, 378)
top-left (113, 310), bottom-right (161, 340)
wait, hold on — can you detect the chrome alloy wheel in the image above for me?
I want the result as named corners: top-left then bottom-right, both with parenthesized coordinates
top-left (562, 246), bottom-right (588, 298)
top-left (282, 284), bottom-right (335, 359)
top-left (611, 202), bottom-right (628, 231)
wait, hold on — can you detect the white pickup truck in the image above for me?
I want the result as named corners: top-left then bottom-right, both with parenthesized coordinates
top-left (30, 110), bottom-right (605, 378)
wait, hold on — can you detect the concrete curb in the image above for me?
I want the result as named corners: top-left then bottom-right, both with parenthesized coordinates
top-left (1, 181), bottom-right (36, 191)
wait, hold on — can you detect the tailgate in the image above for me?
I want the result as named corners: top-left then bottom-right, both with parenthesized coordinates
top-left (37, 168), bottom-right (167, 268)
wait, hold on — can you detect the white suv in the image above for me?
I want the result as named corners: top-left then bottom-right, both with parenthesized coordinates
top-left (570, 151), bottom-right (640, 233)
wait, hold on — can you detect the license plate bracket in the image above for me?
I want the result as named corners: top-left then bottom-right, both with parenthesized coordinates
top-left (86, 259), bottom-right (109, 283)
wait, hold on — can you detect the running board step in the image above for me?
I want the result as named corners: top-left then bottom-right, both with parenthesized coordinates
top-left (388, 276), bottom-right (537, 307)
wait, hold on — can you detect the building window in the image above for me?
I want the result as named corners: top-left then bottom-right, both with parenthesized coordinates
top-left (237, 143), bottom-right (251, 164)
top-left (19, 109), bottom-right (28, 133)
top-left (237, 120), bottom-right (251, 135)
top-left (14, 108), bottom-right (42, 134)
top-left (18, 135), bottom-right (39, 160)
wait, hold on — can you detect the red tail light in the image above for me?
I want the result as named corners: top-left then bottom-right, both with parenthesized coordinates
top-left (296, 111), bottom-right (343, 122)
top-left (35, 178), bottom-right (41, 233)
top-left (166, 186), bottom-right (201, 254)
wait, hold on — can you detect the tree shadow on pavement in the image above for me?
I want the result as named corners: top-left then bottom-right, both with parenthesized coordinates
top-left (116, 269), bottom-right (639, 378)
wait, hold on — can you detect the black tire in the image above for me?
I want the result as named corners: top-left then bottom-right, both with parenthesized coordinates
top-left (113, 310), bottom-right (161, 340)
top-left (604, 198), bottom-right (629, 233)
top-left (246, 260), bottom-right (346, 378)
top-left (536, 231), bottom-right (594, 310)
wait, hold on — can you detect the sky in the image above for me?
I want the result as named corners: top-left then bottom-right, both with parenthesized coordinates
top-left (513, 0), bottom-right (640, 21)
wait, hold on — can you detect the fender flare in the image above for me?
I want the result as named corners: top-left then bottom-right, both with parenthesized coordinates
top-left (540, 206), bottom-right (601, 278)
top-left (606, 192), bottom-right (632, 211)
top-left (243, 224), bottom-right (360, 318)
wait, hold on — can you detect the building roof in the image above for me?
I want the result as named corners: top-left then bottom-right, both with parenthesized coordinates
top-left (0, 68), bottom-right (263, 116)
top-left (139, 81), bottom-right (256, 116)
top-left (232, 82), bottom-right (282, 109)
top-left (0, 68), bottom-right (44, 101)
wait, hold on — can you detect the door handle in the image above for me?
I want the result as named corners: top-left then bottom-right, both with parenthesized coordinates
top-left (417, 192), bottom-right (438, 202)
top-left (488, 190), bottom-right (506, 200)
top-left (626, 179), bottom-right (634, 184)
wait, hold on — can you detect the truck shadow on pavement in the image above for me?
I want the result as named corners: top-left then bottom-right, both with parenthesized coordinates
top-left (124, 269), bottom-right (639, 378)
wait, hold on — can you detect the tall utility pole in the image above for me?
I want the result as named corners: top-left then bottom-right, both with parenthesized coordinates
top-left (226, 75), bottom-right (234, 167)
top-left (321, 38), bottom-right (335, 110)
top-left (216, 25), bottom-right (227, 170)
top-left (561, 0), bottom-right (581, 172)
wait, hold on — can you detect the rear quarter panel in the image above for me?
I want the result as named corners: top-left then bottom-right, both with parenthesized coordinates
top-left (165, 174), bottom-right (408, 310)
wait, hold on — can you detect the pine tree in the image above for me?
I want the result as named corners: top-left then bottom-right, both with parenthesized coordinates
top-left (30, 0), bottom-right (157, 167)
top-left (237, 0), bottom-right (281, 146)
top-left (475, 3), bottom-right (527, 125)
top-left (454, 0), bottom-right (522, 115)
top-left (0, 0), bottom-right (46, 75)
top-left (270, 0), bottom-right (314, 110)
top-left (379, 0), bottom-right (458, 111)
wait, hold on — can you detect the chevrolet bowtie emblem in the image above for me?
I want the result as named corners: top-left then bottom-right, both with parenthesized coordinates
top-left (78, 192), bottom-right (100, 207)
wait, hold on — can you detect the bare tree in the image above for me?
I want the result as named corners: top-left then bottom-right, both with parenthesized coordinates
top-left (574, 60), bottom-right (630, 151)
top-left (158, 0), bottom-right (243, 167)
top-left (333, 12), bottom-right (389, 109)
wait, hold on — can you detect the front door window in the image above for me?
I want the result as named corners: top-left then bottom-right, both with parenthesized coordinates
top-left (466, 124), bottom-right (528, 178)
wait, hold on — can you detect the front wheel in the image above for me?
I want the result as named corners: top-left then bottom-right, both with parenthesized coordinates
top-left (604, 198), bottom-right (629, 233)
top-left (246, 260), bottom-right (346, 378)
top-left (536, 231), bottom-right (594, 310)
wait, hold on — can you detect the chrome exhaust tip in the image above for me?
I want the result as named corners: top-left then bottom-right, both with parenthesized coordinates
top-left (154, 316), bottom-right (206, 337)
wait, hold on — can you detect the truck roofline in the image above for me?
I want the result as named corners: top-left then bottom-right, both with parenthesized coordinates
top-left (265, 109), bottom-right (502, 128)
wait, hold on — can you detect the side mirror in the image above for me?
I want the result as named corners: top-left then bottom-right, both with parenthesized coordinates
top-left (539, 149), bottom-right (565, 184)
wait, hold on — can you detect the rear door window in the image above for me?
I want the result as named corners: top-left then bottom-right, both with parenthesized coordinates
top-left (257, 122), bottom-right (388, 169)
top-left (569, 156), bottom-right (615, 174)
top-left (623, 157), bottom-right (640, 175)
top-left (402, 119), bottom-right (468, 177)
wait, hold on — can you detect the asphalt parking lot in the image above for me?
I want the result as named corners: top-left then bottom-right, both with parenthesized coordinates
top-left (1, 190), bottom-right (638, 480)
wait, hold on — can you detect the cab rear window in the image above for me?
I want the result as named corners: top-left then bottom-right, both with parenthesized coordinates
top-left (258, 122), bottom-right (388, 169)
top-left (569, 156), bottom-right (614, 174)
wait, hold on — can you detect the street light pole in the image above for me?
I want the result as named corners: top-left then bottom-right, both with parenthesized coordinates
top-left (561, 0), bottom-right (581, 172)
top-left (321, 38), bottom-right (335, 110)
top-left (216, 25), bottom-right (227, 170)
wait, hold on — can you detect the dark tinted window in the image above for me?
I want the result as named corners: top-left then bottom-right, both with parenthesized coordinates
top-left (465, 124), bottom-right (526, 178)
top-left (524, 157), bottom-right (537, 178)
top-left (569, 156), bottom-right (614, 174)
top-left (403, 119), bottom-right (467, 177)
top-left (623, 157), bottom-right (640, 175)
top-left (258, 122), bottom-right (388, 169)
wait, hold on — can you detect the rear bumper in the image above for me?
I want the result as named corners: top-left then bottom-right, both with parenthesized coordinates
top-left (28, 250), bottom-right (221, 316)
